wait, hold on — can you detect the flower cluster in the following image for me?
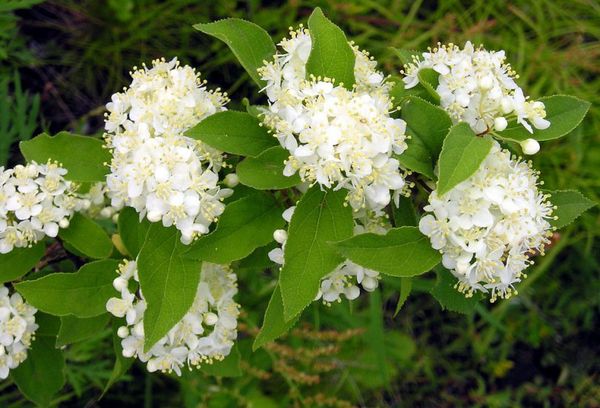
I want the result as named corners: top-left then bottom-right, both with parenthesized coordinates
top-left (419, 142), bottom-right (554, 302)
top-left (403, 42), bottom-right (550, 135)
top-left (76, 182), bottom-right (118, 221)
top-left (259, 28), bottom-right (409, 213)
top-left (269, 207), bottom-right (382, 303)
top-left (0, 286), bottom-right (38, 379)
top-left (106, 261), bottom-right (240, 376)
top-left (0, 161), bottom-right (81, 254)
top-left (104, 57), bottom-right (231, 244)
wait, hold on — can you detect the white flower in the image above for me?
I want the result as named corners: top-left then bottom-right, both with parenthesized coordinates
top-left (258, 27), bottom-right (409, 214)
top-left (0, 285), bottom-right (38, 379)
top-left (418, 141), bottom-right (554, 302)
top-left (403, 42), bottom-right (550, 135)
top-left (269, 206), bottom-right (385, 303)
top-left (104, 58), bottom-right (231, 243)
top-left (106, 260), bottom-right (240, 376)
top-left (0, 162), bottom-right (82, 254)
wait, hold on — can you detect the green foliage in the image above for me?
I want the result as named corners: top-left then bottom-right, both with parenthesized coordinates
top-left (56, 314), bottom-right (110, 347)
top-left (20, 132), bottom-right (111, 182)
top-left (498, 95), bottom-right (591, 141)
top-left (0, 241), bottom-right (44, 283)
top-left (198, 345), bottom-right (242, 377)
top-left (0, 71), bottom-right (39, 165)
top-left (15, 259), bottom-right (120, 317)
top-left (430, 268), bottom-right (479, 314)
top-left (416, 68), bottom-right (441, 104)
top-left (185, 111), bottom-right (278, 157)
top-left (399, 95), bottom-right (453, 177)
top-left (334, 227), bottom-right (441, 277)
top-left (437, 123), bottom-right (494, 195)
top-left (393, 277), bottom-right (412, 317)
top-left (279, 186), bottom-right (353, 320)
top-left (194, 18), bottom-right (276, 87)
top-left (12, 314), bottom-right (65, 407)
top-left (184, 192), bottom-right (284, 263)
top-left (103, 322), bottom-right (134, 395)
top-left (137, 224), bottom-right (201, 351)
top-left (254, 284), bottom-right (299, 350)
top-left (117, 207), bottom-right (151, 257)
top-left (236, 146), bottom-right (301, 190)
top-left (548, 190), bottom-right (596, 229)
top-left (59, 213), bottom-right (113, 259)
top-left (305, 7), bottom-right (355, 89)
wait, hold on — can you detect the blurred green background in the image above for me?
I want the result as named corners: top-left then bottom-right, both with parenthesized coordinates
top-left (1, 0), bottom-right (598, 406)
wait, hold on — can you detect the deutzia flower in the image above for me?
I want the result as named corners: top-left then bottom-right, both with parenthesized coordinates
top-left (104, 58), bottom-right (232, 244)
top-left (106, 261), bottom-right (240, 376)
top-left (268, 206), bottom-right (384, 303)
top-left (402, 42), bottom-right (550, 135)
top-left (0, 161), bottom-right (81, 254)
top-left (418, 141), bottom-right (554, 302)
top-left (76, 182), bottom-right (118, 221)
top-left (258, 27), bottom-right (409, 213)
top-left (0, 285), bottom-right (38, 379)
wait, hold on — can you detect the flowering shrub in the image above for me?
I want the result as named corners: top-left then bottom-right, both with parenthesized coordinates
top-left (0, 7), bottom-right (594, 405)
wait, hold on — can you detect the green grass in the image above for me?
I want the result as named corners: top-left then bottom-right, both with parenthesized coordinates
top-left (4, 0), bottom-right (599, 406)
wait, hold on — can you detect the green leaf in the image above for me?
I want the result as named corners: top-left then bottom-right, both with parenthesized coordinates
top-left (0, 241), bottom-right (44, 283)
top-left (367, 288), bottom-right (389, 384)
top-left (389, 76), bottom-right (435, 106)
top-left (12, 314), bottom-right (65, 407)
top-left (401, 96), bottom-right (453, 161)
top-left (548, 190), bottom-right (596, 229)
top-left (103, 320), bottom-right (134, 395)
top-left (396, 131), bottom-right (434, 179)
top-left (186, 111), bottom-right (277, 157)
top-left (279, 186), bottom-right (353, 320)
top-left (417, 68), bottom-right (441, 104)
top-left (430, 267), bottom-right (478, 314)
top-left (305, 7), bottom-right (355, 89)
top-left (393, 277), bottom-right (412, 317)
top-left (253, 284), bottom-right (299, 350)
top-left (185, 193), bottom-right (284, 263)
top-left (390, 47), bottom-right (419, 65)
top-left (236, 146), bottom-right (300, 190)
top-left (56, 314), bottom-right (110, 347)
top-left (392, 196), bottom-right (417, 227)
top-left (437, 123), bottom-right (493, 195)
top-left (15, 259), bottom-right (120, 318)
top-left (118, 207), bottom-right (150, 257)
top-left (59, 213), bottom-right (113, 259)
top-left (193, 18), bottom-right (276, 88)
top-left (497, 95), bottom-right (591, 142)
top-left (137, 224), bottom-right (201, 351)
top-left (334, 227), bottom-right (441, 277)
top-left (199, 344), bottom-right (242, 377)
top-left (20, 132), bottom-right (111, 182)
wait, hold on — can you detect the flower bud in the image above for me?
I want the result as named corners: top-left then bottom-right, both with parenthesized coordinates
top-left (204, 312), bottom-right (219, 326)
top-left (520, 138), bottom-right (540, 155)
top-left (478, 75), bottom-right (493, 90)
top-left (59, 218), bottom-right (70, 229)
top-left (224, 173), bottom-right (239, 188)
top-left (494, 117), bottom-right (508, 132)
top-left (147, 210), bottom-right (162, 222)
top-left (100, 207), bottom-right (113, 218)
top-left (113, 277), bottom-right (128, 292)
top-left (273, 229), bottom-right (288, 244)
top-left (117, 326), bottom-right (129, 338)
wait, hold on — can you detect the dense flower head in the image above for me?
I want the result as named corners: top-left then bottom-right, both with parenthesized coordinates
top-left (269, 206), bottom-right (385, 303)
top-left (106, 261), bottom-right (240, 376)
top-left (259, 27), bottom-right (409, 213)
top-left (419, 141), bottom-right (554, 302)
top-left (76, 182), bottom-right (118, 221)
top-left (402, 42), bottom-right (550, 135)
top-left (104, 58), bottom-right (231, 244)
top-left (0, 161), bottom-right (81, 254)
top-left (0, 286), bottom-right (38, 379)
